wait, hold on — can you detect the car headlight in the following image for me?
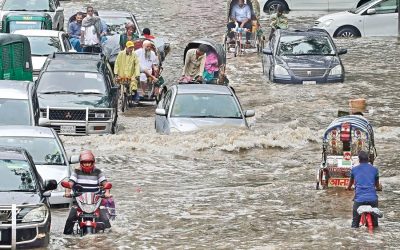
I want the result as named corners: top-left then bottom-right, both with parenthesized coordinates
top-left (274, 65), bottom-right (290, 76)
top-left (329, 65), bottom-right (342, 76)
top-left (22, 206), bottom-right (48, 223)
top-left (320, 19), bottom-right (333, 28)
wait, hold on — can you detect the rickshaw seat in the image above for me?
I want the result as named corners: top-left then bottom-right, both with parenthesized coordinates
top-left (357, 206), bottom-right (383, 218)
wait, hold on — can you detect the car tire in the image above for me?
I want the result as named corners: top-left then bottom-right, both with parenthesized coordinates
top-left (335, 27), bottom-right (360, 38)
top-left (265, 0), bottom-right (288, 14)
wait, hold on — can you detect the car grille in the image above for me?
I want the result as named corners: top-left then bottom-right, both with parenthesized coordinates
top-left (49, 109), bottom-right (86, 121)
top-left (291, 68), bottom-right (327, 78)
top-left (49, 125), bottom-right (87, 134)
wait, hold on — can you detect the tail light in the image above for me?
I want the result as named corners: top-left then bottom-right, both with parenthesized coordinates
top-left (340, 123), bottom-right (351, 142)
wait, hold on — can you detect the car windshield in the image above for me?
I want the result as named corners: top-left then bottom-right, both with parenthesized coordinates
top-left (0, 159), bottom-right (36, 192)
top-left (278, 35), bottom-right (335, 56)
top-left (27, 36), bottom-right (61, 56)
top-left (171, 94), bottom-right (242, 118)
top-left (0, 137), bottom-right (65, 165)
top-left (2, 0), bottom-right (51, 11)
top-left (101, 16), bottom-right (137, 35)
top-left (9, 21), bottom-right (42, 33)
top-left (0, 99), bottom-right (31, 125)
top-left (37, 72), bottom-right (107, 95)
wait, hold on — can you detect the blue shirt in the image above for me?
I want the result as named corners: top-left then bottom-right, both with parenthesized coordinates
top-left (231, 4), bottom-right (251, 23)
top-left (68, 21), bottom-right (81, 39)
top-left (351, 163), bottom-right (379, 202)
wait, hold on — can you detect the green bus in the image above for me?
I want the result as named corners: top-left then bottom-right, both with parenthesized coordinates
top-left (0, 33), bottom-right (33, 81)
top-left (1, 12), bottom-right (52, 33)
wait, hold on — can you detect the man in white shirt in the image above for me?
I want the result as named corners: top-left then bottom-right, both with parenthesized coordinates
top-left (80, 6), bottom-right (102, 53)
top-left (135, 40), bottom-right (159, 99)
top-left (227, 0), bottom-right (252, 43)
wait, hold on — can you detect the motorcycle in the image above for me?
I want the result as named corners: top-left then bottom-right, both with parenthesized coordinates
top-left (61, 181), bottom-right (114, 236)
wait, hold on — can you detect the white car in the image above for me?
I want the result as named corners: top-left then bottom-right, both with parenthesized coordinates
top-left (314, 0), bottom-right (399, 37)
top-left (13, 29), bottom-right (75, 77)
top-left (258, 0), bottom-right (369, 14)
top-left (0, 126), bottom-right (79, 205)
top-left (0, 0), bottom-right (64, 30)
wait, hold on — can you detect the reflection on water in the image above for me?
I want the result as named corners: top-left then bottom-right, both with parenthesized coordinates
top-left (49, 0), bottom-right (400, 249)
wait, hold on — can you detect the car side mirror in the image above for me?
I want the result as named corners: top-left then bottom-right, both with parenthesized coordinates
top-left (366, 8), bottom-right (376, 15)
top-left (338, 48), bottom-right (347, 55)
top-left (244, 110), bottom-right (255, 117)
top-left (69, 155), bottom-right (80, 164)
top-left (44, 179), bottom-right (57, 191)
top-left (155, 108), bottom-right (166, 116)
top-left (56, 7), bottom-right (64, 12)
top-left (262, 48), bottom-right (273, 55)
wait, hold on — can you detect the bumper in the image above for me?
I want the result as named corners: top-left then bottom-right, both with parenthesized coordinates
top-left (42, 121), bottom-right (114, 135)
top-left (273, 75), bottom-right (344, 84)
top-left (0, 205), bottom-right (50, 248)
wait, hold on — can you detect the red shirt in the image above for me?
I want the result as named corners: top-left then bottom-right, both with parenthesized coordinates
top-left (143, 34), bottom-right (155, 39)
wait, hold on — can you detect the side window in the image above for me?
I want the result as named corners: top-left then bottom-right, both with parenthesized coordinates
top-left (372, 0), bottom-right (397, 14)
top-left (163, 90), bottom-right (172, 110)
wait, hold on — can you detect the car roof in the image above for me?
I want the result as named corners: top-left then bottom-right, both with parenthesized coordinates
top-left (0, 80), bottom-right (31, 99)
top-left (13, 29), bottom-right (62, 37)
top-left (176, 84), bottom-right (233, 95)
top-left (97, 10), bottom-right (133, 17)
top-left (0, 126), bottom-right (55, 138)
top-left (45, 53), bottom-right (104, 73)
top-left (0, 146), bottom-right (27, 161)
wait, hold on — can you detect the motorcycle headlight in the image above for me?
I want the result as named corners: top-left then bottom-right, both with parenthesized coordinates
top-left (274, 65), bottom-right (290, 76)
top-left (22, 206), bottom-right (48, 223)
top-left (80, 203), bottom-right (98, 214)
top-left (329, 65), bottom-right (342, 76)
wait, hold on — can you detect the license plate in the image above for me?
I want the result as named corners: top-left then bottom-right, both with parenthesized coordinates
top-left (303, 81), bottom-right (316, 85)
top-left (60, 125), bottom-right (76, 134)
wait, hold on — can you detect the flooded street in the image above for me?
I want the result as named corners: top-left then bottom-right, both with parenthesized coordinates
top-left (48, 0), bottom-right (400, 248)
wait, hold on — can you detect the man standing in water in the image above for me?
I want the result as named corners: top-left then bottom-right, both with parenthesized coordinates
top-left (346, 151), bottom-right (381, 228)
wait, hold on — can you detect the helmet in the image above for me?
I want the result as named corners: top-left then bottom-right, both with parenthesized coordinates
top-left (79, 150), bottom-right (95, 173)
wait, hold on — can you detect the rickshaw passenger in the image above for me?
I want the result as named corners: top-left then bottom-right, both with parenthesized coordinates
top-left (68, 12), bottom-right (83, 52)
top-left (180, 44), bottom-right (207, 83)
top-left (120, 22), bottom-right (139, 50)
top-left (227, 0), bottom-right (252, 44)
top-left (94, 10), bottom-right (108, 43)
top-left (81, 6), bottom-right (102, 53)
top-left (135, 40), bottom-right (159, 99)
top-left (143, 28), bottom-right (155, 40)
top-left (203, 48), bottom-right (219, 84)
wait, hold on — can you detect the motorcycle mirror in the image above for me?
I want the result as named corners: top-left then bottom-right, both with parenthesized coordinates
top-left (61, 180), bottom-right (71, 189)
top-left (103, 182), bottom-right (112, 189)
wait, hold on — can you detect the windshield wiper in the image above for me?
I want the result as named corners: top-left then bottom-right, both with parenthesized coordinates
top-left (37, 162), bottom-right (65, 165)
top-left (39, 91), bottom-right (77, 94)
top-left (188, 115), bottom-right (241, 118)
top-left (31, 54), bottom-right (50, 56)
top-left (8, 9), bottom-right (28, 11)
top-left (2, 189), bottom-right (36, 192)
top-left (76, 91), bottom-right (102, 95)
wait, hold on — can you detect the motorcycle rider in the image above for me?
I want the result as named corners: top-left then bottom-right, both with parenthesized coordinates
top-left (346, 151), bottom-right (381, 228)
top-left (63, 150), bottom-right (112, 234)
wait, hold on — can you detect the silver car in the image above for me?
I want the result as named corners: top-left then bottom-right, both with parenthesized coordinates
top-left (0, 126), bottom-right (79, 205)
top-left (155, 84), bottom-right (255, 133)
top-left (0, 0), bottom-right (64, 31)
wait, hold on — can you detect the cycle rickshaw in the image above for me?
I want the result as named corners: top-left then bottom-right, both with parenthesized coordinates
top-left (224, 0), bottom-right (265, 57)
top-left (181, 38), bottom-right (229, 85)
top-left (316, 115), bottom-right (377, 189)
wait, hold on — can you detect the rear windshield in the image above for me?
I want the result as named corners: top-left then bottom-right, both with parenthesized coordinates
top-left (0, 99), bottom-right (31, 125)
top-left (9, 21), bottom-right (42, 33)
top-left (37, 72), bottom-right (107, 95)
top-left (28, 36), bottom-right (62, 56)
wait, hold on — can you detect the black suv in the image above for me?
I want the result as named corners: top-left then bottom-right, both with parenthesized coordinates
top-left (0, 146), bottom-right (57, 248)
top-left (36, 53), bottom-right (119, 135)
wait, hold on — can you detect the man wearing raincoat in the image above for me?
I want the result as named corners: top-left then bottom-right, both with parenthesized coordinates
top-left (114, 41), bottom-right (140, 103)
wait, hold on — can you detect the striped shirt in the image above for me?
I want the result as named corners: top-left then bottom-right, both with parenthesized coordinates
top-left (70, 168), bottom-right (106, 192)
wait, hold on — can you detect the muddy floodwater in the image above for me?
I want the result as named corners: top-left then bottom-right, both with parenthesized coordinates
top-left (46, 0), bottom-right (400, 249)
